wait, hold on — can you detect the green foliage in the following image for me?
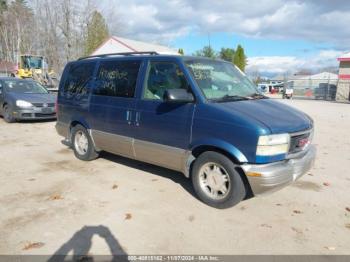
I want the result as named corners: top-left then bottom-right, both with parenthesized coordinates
top-left (219, 48), bottom-right (235, 62)
top-left (0, 0), bottom-right (7, 13)
top-left (194, 45), bottom-right (216, 58)
top-left (84, 10), bottom-right (109, 55)
top-left (233, 44), bottom-right (247, 72)
top-left (178, 48), bottom-right (184, 55)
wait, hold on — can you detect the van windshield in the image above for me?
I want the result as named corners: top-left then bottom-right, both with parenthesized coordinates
top-left (185, 59), bottom-right (263, 101)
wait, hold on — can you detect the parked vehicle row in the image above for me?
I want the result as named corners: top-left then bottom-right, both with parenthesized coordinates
top-left (54, 52), bottom-right (316, 208)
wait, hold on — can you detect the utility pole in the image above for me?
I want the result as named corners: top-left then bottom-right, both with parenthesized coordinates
top-left (208, 33), bottom-right (211, 49)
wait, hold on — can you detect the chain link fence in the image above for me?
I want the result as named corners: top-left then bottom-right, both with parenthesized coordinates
top-left (261, 77), bottom-right (350, 102)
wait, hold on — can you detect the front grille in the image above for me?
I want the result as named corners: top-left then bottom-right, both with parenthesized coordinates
top-left (32, 103), bottom-right (55, 108)
top-left (21, 113), bottom-right (32, 118)
top-left (289, 131), bottom-right (311, 154)
top-left (34, 113), bottom-right (56, 117)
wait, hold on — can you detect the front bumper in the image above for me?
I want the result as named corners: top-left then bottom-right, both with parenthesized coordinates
top-left (242, 145), bottom-right (316, 196)
top-left (13, 107), bottom-right (56, 120)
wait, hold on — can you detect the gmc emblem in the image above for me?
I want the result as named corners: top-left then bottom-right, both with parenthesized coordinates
top-left (298, 138), bottom-right (309, 148)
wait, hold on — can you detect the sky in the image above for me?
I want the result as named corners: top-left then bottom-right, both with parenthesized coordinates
top-left (98, 0), bottom-right (350, 76)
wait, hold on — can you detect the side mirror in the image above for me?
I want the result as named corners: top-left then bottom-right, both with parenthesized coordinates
top-left (163, 88), bottom-right (194, 103)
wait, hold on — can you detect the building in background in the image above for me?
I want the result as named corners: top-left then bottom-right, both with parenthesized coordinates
top-left (337, 52), bottom-right (350, 101)
top-left (290, 72), bottom-right (338, 89)
top-left (91, 36), bottom-right (178, 56)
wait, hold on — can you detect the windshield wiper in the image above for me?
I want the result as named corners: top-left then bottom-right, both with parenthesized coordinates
top-left (214, 95), bottom-right (250, 102)
top-left (249, 92), bottom-right (267, 99)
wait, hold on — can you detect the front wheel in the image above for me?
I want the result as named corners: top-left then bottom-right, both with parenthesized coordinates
top-left (191, 151), bottom-right (246, 209)
top-left (3, 104), bottom-right (16, 123)
top-left (71, 125), bottom-right (99, 161)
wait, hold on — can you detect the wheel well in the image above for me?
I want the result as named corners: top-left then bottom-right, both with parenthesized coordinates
top-left (192, 145), bottom-right (240, 164)
top-left (70, 120), bottom-right (83, 129)
top-left (69, 121), bottom-right (85, 141)
top-left (191, 145), bottom-right (254, 200)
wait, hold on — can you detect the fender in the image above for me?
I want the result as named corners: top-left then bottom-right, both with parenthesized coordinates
top-left (67, 116), bottom-right (92, 144)
top-left (69, 116), bottom-right (91, 131)
top-left (68, 116), bottom-right (101, 151)
top-left (190, 138), bottom-right (248, 163)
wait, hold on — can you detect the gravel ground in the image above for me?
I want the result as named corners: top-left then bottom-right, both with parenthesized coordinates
top-left (0, 99), bottom-right (349, 256)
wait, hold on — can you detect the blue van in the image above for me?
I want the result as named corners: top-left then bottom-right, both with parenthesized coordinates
top-left (56, 52), bottom-right (316, 208)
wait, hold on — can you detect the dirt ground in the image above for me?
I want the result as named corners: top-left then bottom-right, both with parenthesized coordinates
top-left (0, 99), bottom-right (350, 256)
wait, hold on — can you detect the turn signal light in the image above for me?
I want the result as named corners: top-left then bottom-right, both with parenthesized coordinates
top-left (246, 172), bottom-right (262, 177)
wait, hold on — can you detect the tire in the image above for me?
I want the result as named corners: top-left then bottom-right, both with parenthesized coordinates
top-left (191, 151), bottom-right (246, 209)
top-left (71, 124), bottom-right (99, 161)
top-left (3, 104), bottom-right (16, 123)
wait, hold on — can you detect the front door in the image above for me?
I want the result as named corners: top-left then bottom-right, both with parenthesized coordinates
top-left (89, 59), bottom-right (142, 158)
top-left (133, 60), bottom-right (195, 171)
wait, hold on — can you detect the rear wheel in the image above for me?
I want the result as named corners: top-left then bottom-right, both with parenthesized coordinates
top-left (191, 151), bottom-right (246, 209)
top-left (3, 104), bottom-right (15, 123)
top-left (71, 125), bottom-right (99, 161)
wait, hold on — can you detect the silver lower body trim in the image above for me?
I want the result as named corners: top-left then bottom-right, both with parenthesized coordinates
top-left (91, 129), bottom-right (193, 175)
top-left (133, 139), bottom-right (188, 172)
top-left (91, 130), bottom-right (134, 158)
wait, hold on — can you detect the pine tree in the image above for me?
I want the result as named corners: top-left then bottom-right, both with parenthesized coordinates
top-left (194, 46), bottom-right (216, 58)
top-left (233, 44), bottom-right (247, 72)
top-left (84, 10), bottom-right (109, 55)
top-left (219, 48), bottom-right (235, 62)
top-left (0, 0), bottom-right (7, 13)
top-left (178, 48), bottom-right (184, 55)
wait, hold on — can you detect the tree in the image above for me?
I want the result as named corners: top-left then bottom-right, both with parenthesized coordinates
top-left (219, 47), bottom-right (235, 62)
top-left (178, 48), bottom-right (184, 55)
top-left (0, 0), bottom-right (7, 13)
top-left (233, 44), bottom-right (247, 72)
top-left (0, 0), bottom-right (34, 62)
top-left (194, 46), bottom-right (216, 58)
top-left (84, 10), bottom-right (109, 55)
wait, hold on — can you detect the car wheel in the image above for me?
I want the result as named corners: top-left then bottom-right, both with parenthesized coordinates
top-left (191, 151), bottom-right (246, 209)
top-left (71, 124), bottom-right (99, 161)
top-left (3, 104), bottom-right (15, 123)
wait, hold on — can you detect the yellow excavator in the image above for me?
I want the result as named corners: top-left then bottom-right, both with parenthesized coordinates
top-left (15, 55), bottom-right (59, 91)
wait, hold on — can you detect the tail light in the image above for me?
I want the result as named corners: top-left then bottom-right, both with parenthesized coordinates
top-left (55, 96), bottom-right (58, 114)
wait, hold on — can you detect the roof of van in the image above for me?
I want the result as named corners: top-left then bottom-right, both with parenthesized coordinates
top-left (75, 52), bottom-right (227, 63)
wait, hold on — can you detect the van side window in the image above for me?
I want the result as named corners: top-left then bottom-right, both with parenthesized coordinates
top-left (143, 61), bottom-right (189, 100)
top-left (94, 60), bottom-right (141, 98)
top-left (63, 62), bottom-right (95, 95)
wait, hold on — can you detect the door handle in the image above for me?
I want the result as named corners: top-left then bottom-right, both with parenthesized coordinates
top-left (126, 110), bottom-right (132, 125)
top-left (135, 112), bottom-right (140, 126)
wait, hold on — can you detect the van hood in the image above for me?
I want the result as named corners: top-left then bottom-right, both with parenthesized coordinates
top-left (213, 98), bottom-right (312, 134)
top-left (8, 92), bottom-right (56, 104)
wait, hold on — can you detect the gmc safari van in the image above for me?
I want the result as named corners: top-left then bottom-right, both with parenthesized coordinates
top-left (56, 52), bottom-right (316, 208)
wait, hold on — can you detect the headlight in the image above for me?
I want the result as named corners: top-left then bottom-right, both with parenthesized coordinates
top-left (256, 133), bottom-right (290, 156)
top-left (16, 100), bottom-right (33, 108)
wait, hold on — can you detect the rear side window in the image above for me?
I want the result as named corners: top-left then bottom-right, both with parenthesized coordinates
top-left (94, 60), bottom-right (141, 98)
top-left (63, 62), bottom-right (95, 96)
